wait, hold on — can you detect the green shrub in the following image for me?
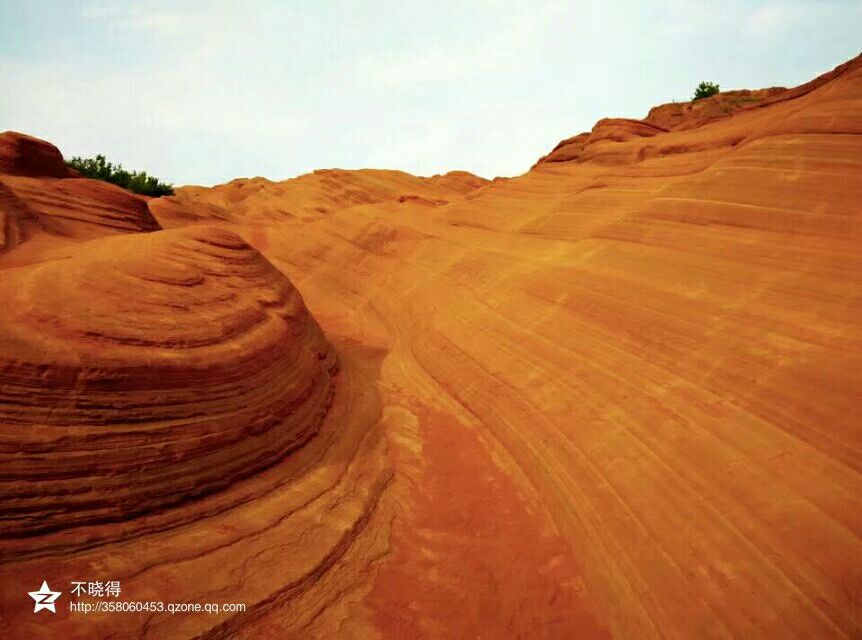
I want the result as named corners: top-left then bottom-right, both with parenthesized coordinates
top-left (66, 154), bottom-right (174, 197)
top-left (692, 81), bottom-right (720, 101)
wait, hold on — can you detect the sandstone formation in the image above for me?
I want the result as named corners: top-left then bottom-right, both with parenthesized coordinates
top-left (0, 225), bottom-right (336, 538)
top-left (150, 169), bottom-right (488, 228)
top-left (0, 131), bottom-right (70, 178)
top-left (1, 55), bottom-right (861, 639)
top-left (0, 132), bottom-right (161, 268)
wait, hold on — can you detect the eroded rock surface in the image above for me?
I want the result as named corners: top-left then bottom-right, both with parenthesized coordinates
top-left (1, 55), bottom-right (861, 639)
top-left (0, 226), bottom-right (335, 538)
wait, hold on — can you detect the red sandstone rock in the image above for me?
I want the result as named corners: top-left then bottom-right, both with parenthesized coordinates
top-left (1, 55), bottom-right (861, 640)
top-left (0, 131), bottom-right (69, 178)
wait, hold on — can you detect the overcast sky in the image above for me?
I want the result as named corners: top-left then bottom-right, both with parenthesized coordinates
top-left (1, 1), bottom-right (860, 186)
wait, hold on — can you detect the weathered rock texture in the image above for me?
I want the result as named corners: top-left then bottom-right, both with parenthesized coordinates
top-left (0, 131), bottom-right (161, 267)
top-left (0, 226), bottom-right (336, 538)
top-left (1, 55), bottom-right (861, 639)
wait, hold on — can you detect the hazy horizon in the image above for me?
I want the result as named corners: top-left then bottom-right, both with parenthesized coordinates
top-left (2, 0), bottom-right (860, 186)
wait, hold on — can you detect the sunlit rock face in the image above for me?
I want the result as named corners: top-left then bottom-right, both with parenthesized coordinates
top-left (0, 55), bottom-right (860, 640)
top-left (0, 131), bottom-right (162, 268)
top-left (0, 225), bottom-right (336, 537)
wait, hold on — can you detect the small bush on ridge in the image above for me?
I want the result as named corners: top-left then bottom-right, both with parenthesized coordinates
top-left (66, 154), bottom-right (174, 197)
top-left (692, 81), bottom-right (720, 101)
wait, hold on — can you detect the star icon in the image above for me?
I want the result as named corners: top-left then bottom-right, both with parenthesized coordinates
top-left (28, 580), bottom-right (61, 613)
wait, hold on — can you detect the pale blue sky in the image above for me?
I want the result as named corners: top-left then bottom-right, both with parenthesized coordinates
top-left (1, 1), bottom-right (860, 185)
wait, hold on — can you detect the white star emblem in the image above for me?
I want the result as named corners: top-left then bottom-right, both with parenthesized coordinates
top-left (28, 580), bottom-right (61, 613)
